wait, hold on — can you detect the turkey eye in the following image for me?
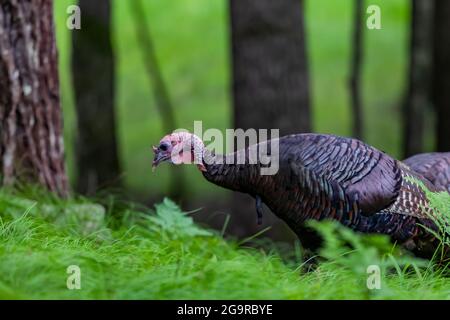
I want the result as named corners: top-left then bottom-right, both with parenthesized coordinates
top-left (159, 143), bottom-right (168, 151)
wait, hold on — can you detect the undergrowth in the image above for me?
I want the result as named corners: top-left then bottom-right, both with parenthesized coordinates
top-left (406, 178), bottom-right (450, 265)
top-left (0, 187), bottom-right (449, 299)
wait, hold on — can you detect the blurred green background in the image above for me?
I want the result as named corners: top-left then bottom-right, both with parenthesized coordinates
top-left (53, 0), bottom-right (433, 201)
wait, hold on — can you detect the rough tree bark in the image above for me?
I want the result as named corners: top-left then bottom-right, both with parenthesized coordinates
top-left (403, 0), bottom-right (434, 158)
top-left (349, 0), bottom-right (364, 140)
top-left (229, 0), bottom-right (311, 240)
top-left (432, 0), bottom-right (450, 152)
top-left (0, 0), bottom-right (68, 196)
top-left (72, 0), bottom-right (121, 194)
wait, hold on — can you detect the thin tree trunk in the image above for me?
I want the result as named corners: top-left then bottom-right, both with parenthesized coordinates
top-left (230, 0), bottom-right (311, 135)
top-left (229, 0), bottom-right (311, 240)
top-left (433, 0), bottom-right (450, 152)
top-left (0, 0), bottom-right (68, 196)
top-left (72, 0), bottom-right (121, 195)
top-left (403, 0), bottom-right (434, 158)
top-left (129, 0), bottom-right (185, 201)
top-left (349, 0), bottom-right (364, 140)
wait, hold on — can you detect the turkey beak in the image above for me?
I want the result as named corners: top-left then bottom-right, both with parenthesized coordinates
top-left (152, 146), bottom-right (166, 172)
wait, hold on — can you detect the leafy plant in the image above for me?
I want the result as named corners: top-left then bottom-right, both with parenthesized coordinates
top-left (406, 177), bottom-right (450, 262)
top-left (308, 220), bottom-right (427, 298)
top-left (148, 198), bottom-right (212, 240)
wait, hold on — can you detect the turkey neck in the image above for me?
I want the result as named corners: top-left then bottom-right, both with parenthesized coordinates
top-left (200, 147), bottom-right (265, 194)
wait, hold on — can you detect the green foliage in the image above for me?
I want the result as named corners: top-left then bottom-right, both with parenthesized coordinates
top-left (308, 220), bottom-right (429, 298)
top-left (422, 189), bottom-right (450, 248)
top-left (149, 198), bottom-right (212, 239)
top-left (0, 189), bottom-right (449, 299)
top-left (310, 220), bottom-right (425, 272)
top-left (406, 177), bottom-right (450, 262)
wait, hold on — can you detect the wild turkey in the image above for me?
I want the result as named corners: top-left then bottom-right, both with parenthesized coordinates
top-left (403, 153), bottom-right (450, 194)
top-left (152, 132), bottom-right (442, 256)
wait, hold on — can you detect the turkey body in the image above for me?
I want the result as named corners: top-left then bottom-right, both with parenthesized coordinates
top-left (403, 152), bottom-right (450, 194)
top-left (202, 133), bottom-right (439, 255)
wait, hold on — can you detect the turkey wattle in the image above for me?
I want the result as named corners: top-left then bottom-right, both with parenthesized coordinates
top-left (152, 132), bottom-right (442, 255)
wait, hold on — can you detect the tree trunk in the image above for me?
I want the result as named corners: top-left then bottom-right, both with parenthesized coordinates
top-left (403, 0), bottom-right (434, 158)
top-left (433, 0), bottom-right (450, 152)
top-left (229, 0), bottom-right (311, 240)
top-left (72, 0), bottom-right (121, 194)
top-left (349, 0), bottom-right (364, 140)
top-left (230, 0), bottom-right (311, 135)
top-left (0, 0), bottom-right (68, 196)
top-left (129, 0), bottom-right (185, 201)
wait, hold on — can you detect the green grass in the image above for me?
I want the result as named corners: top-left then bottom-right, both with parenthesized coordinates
top-left (0, 188), bottom-right (449, 299)
top-left (52, 0), bottom-right (436, 200)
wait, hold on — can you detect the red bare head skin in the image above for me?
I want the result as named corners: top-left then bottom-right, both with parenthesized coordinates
top-left (152, 132), bottom-right (206, 172)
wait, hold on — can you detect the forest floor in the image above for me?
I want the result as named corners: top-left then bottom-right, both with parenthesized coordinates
top-left (0, 187), bottom-right (449, 299)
